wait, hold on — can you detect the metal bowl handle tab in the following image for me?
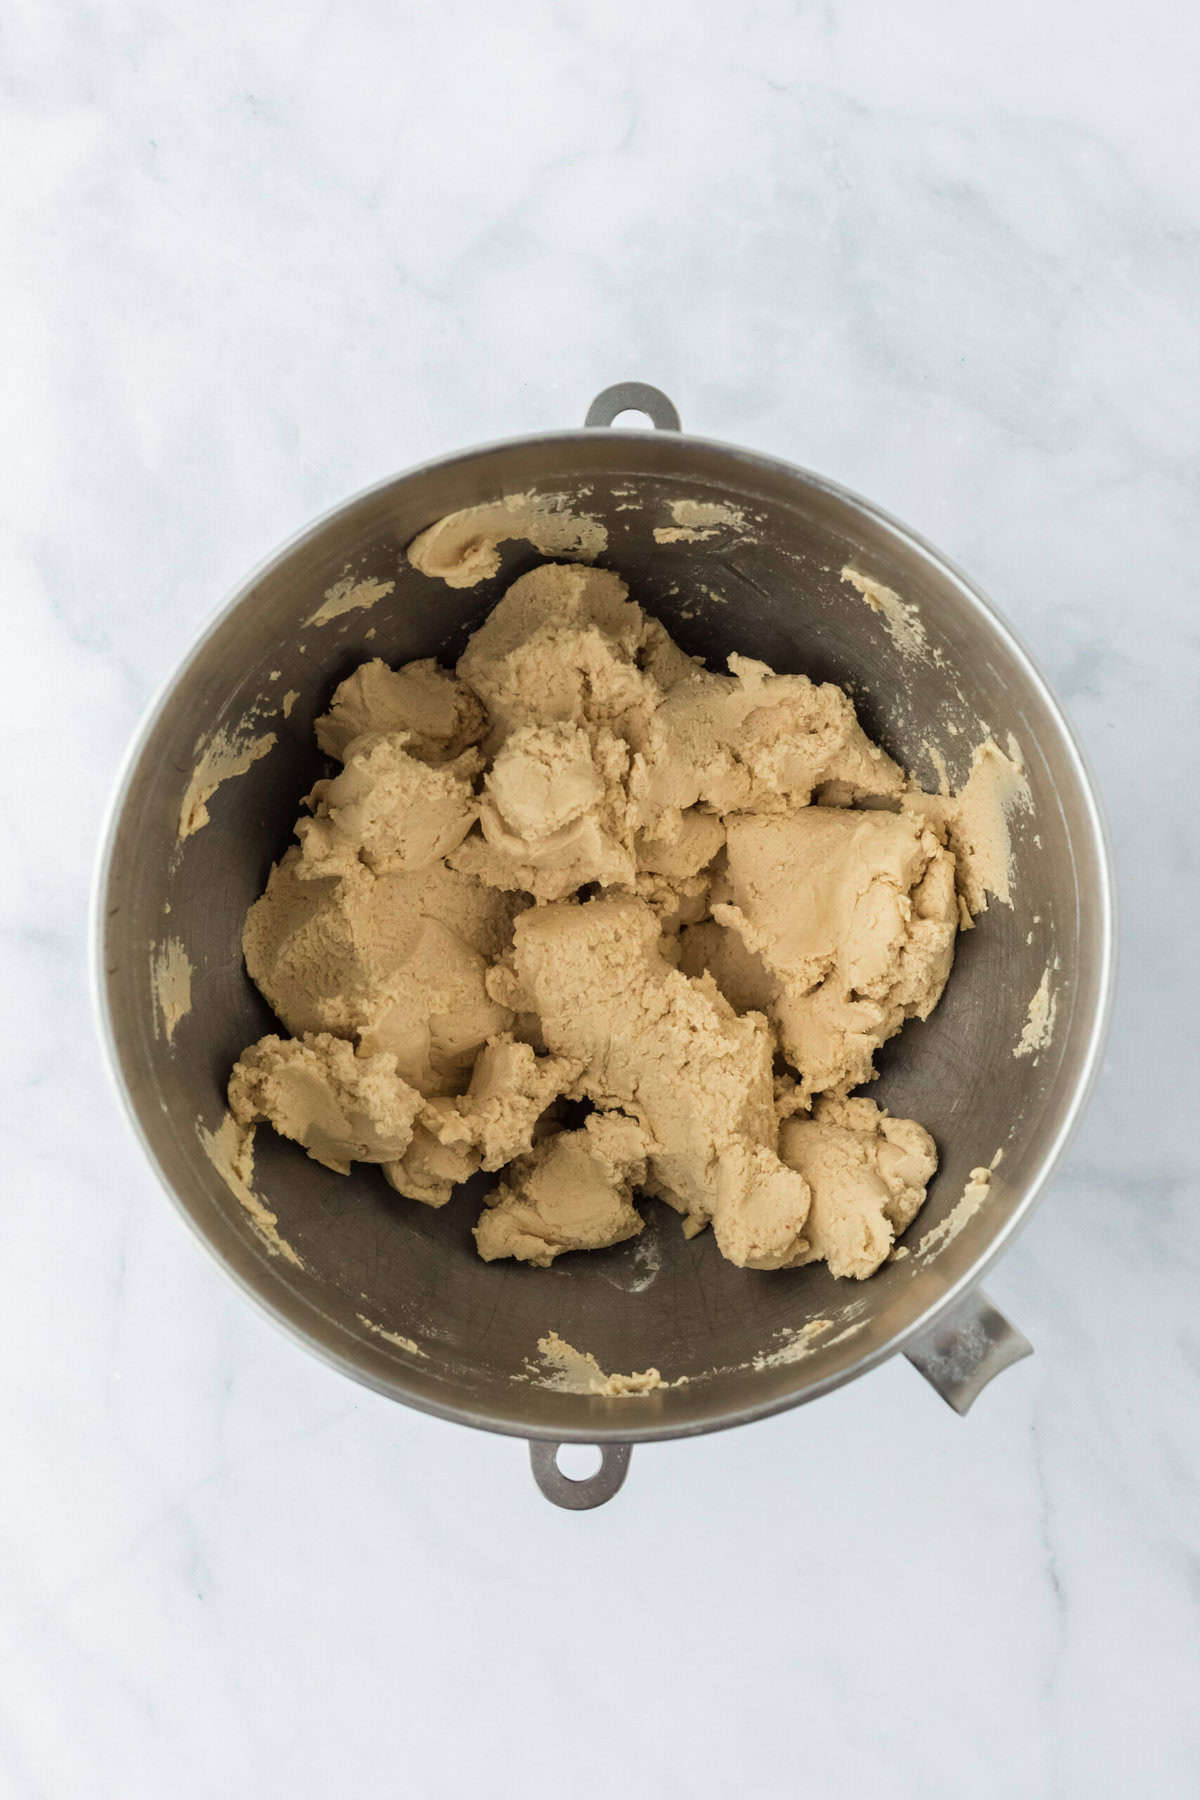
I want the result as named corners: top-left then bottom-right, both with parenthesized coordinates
top-left (585, 382), bottom-right (681, 432)
top-left (529, 1441), bottom-right (632, 1509)
top-left (905, 1289), bottom-right (1032, 1414)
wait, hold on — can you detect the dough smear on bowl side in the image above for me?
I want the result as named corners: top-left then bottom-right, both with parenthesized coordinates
top-left (224, 548), bottom-right (1011, 1278)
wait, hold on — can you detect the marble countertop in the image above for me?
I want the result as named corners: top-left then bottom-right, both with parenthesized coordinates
top-left (4, 2), bottom-right (1197, 1794)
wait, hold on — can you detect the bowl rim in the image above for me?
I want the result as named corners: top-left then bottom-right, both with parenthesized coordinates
top-left (91, 423), bottom-right (1118, 1445)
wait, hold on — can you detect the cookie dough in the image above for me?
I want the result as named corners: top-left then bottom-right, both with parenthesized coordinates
top-left (315, 658), bottom-right (485, 764)
top-left (637, 653), bottom-right (905, 836)
top-left (451, 721), bottom-right (636, 900)
top-left (779, 1096), bottom-right (938, 1278)
top-left (903, 735), bottom-right (1031, 913)
top-left (385, 1035), bottom-right (582, 1206)
top-left (297, 734), bottom-right (481, 877)
top-left (712, 808), bottom-right (957, 1100)
top-left (243, 852), bottom-right (516, 1092)
top-left (229, 1033), bottom-right (423, 1174)
top-left (505, 895), bottom-right (812, 1269)
top-left (456, 563), bottom-right (662, 750)
top-left (227, 544), bottom-right (983, 1279)
top-left (475, 1113), bottom-right (647, 1266)
top-left (407, 492), bottom-right (607, 589)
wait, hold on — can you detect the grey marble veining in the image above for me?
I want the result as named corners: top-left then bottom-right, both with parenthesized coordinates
top-left (2, 2), bottom-right (1197, 1794)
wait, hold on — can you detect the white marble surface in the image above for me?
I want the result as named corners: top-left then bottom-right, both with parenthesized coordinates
top-left (3, 2), bottom-right (1197, 1794)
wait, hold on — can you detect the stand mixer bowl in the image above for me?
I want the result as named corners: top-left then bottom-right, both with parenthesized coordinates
top-left (94, 383), bottom-right (1114, 1507)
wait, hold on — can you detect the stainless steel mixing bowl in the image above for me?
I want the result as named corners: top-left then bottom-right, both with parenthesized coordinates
top-left (94, 382), bottom-right (1115, 1508)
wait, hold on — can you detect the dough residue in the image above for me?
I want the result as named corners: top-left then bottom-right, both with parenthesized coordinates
top-left (653, 498), bottom-right (749, 544)
top-left (905, 734), bottom-right (1031, 914)
top-left (751, 1316), bottom-right (834, 1370)
top-left (841, 564), bottom-right (930, 661)
top-left (179, 723), bottom-right (277, 840)
top-left (530, 1331), bottom-right (666, 1397)
top-left (1015, 967), bottom-right (1057, 1059)
top-left (356, 1313), bottom-right (425, 1356)
top-left (150, 937), bottom-right (192, 1042)
top-left (198, 1111), bottom-right (303, 1267)
top-left (407, 492), bottom-right (607, 589)
top-left (917, 1153), bottom-right (1002, 1258)
top-left (219, 511), bottom-right (1032, 1286)
top-left (307, 574), bottom-right (395, 628)
top-left (750, 1312), bottom-right (871, 1370)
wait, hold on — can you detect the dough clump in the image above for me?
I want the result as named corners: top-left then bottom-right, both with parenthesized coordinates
top-left (503, 896), bottom-right (812, 1270)
top-left (779, 1096), bottom-right (937, 1278)
top-left (476, 1113), bottom-right (648, 1266)
top-left (228, 546), bottom-right (973, 1278)
top-left (711, 809), bottom-right (957, 1101)
top-left (229, 1033), bottom-right (424, 1174)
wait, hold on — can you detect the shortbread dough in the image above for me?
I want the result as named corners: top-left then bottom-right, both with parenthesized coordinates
top-left (226, 545), bottom-right (1003, 1279)
top-left (476, 1112), bottom-right (648, 1266)
top-left (712, 809), bottom-right (957, 1100)
top-left (502, 896), bottom-right (812, 1270)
